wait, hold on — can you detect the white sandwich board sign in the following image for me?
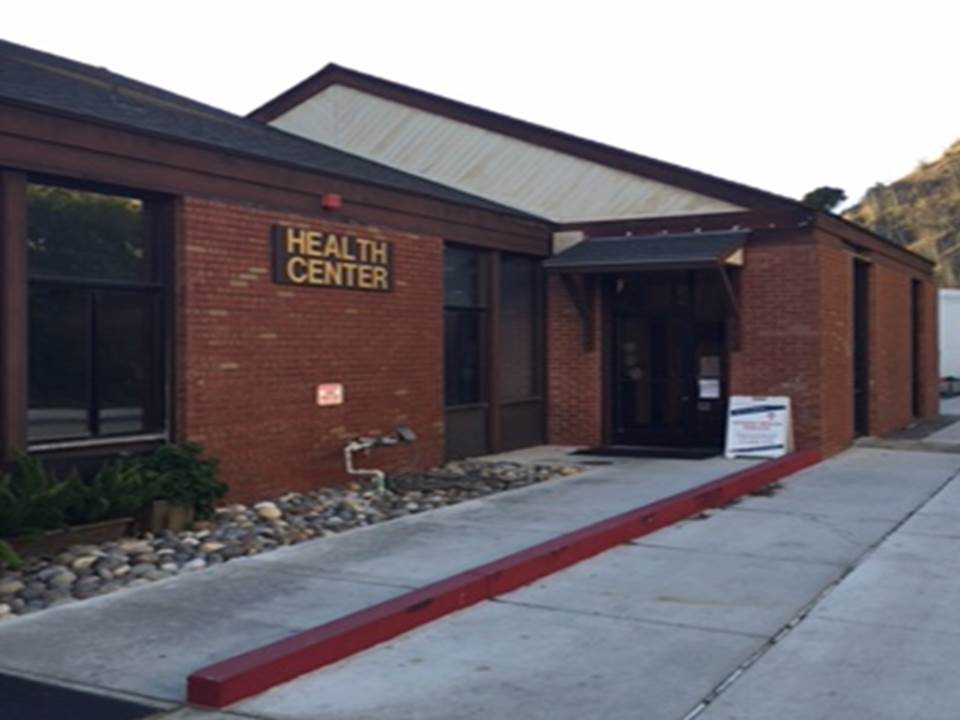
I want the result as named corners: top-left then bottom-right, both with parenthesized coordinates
top-left (724, 396), bottom-right (794, 459)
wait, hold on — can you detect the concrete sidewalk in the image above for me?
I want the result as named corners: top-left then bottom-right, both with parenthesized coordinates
top-left (698, 452), bottom-right (960, 720)
top-left (0, 452), bottom-right (754, 711)
top-left (194, 448), bottom-right (960, 720)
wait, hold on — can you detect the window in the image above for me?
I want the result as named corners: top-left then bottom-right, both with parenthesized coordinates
top-left (443, 246), bottom-right (487, 407)
top-left (499, 254), bottom-right (541, 402)
top-left (27, 184), bottom-right (166, 444)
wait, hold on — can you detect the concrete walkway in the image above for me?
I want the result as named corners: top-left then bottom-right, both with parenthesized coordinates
top-left (697, 452), bottom-right (960, 720)
top-left (927, 395), bottom-right (960, 443)
top-left (0, 452), bottom-right (754, 712)
top-left (175, 448), bottom-right (960, 720)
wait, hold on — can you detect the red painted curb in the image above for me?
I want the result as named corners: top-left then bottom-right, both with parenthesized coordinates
top-left (187, 448), bottom-right (822, 707)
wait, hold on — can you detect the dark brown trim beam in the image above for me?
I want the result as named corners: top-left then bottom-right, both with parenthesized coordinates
top-left (559, 208), bottom-right (816, 237)
top-left (486, 252), bottom-right (502, 452)
top-left (0, 104), bottom-right (551, 255)
top-left (0, 170), bottom-right (27, 458)
top-left (814, 214), bottom-right (934, 275)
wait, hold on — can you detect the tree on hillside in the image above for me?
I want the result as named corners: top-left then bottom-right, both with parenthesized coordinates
top-left (801, 186), bottom-right (847, 212)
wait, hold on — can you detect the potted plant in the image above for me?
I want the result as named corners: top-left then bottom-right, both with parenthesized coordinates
top-left (0, 454), bottom-right (138, 558)
top-left (137, 443), bottom-right (225, 533)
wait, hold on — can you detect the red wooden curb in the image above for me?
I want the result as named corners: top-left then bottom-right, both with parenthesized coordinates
top-left (187, 448), bottom-right (822, 708)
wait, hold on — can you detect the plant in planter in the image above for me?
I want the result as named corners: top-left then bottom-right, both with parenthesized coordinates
top-left (0, 453), bottom-right (136, 559)
top-left (0, 445), bottom-right (226, 564)
top-left (137, 443), bottom-right (226, 532)
top-left (0, 453), bottom-right (84, 537)
top-left (68, 457), bottom-right (156, 525)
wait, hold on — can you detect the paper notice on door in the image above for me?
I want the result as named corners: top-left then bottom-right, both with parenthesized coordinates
top-left (698, 378), bottom-right (721, 399)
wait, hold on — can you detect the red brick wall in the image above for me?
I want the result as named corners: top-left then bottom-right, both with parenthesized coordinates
top-left (817, 242), bottom-right (855, 456)
top-left (543, 227), bottom-right (939, 458)
top-left (728, 232), bottom-right (823, 451)
top-left (868, 262), bottom-right (914, 436)
top-left (546, 275), bottom-right (602, 446)
top-left (178, 198), bottom-right (444, 502)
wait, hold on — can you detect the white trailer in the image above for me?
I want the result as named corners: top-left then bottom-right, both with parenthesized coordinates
top-left (940, 289), bottom-right (960, 379)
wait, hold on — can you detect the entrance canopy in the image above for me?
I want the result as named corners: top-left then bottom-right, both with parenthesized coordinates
top-left (543, 231), bottom-right (746, 352)
top-left (543, 231), bottom-right (746, 274)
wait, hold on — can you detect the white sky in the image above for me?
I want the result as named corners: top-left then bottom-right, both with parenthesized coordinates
top-left (4, 1), bottom-right (958, 207)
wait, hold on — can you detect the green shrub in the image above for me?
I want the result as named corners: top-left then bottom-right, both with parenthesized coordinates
top-left (0, 453), bottom-right (85, 537)
top-left (138, 443), bottom-right (225, 518)
top-left (0, 540), bottom-right (22, 570)
top-left (65, 456), bottom-right (155, 525)
top-left (0, 444), bottom-right (226, 538)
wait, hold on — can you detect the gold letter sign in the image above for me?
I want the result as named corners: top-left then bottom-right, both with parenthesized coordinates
top-left (272, 225), bottom-right (393, 292)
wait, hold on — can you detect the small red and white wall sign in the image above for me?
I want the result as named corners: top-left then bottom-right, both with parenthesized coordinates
top-left (316, 383), bottom-right (344, 406)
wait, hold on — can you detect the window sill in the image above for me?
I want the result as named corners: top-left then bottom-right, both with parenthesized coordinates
top-left (28, 432), bottom-right (168, 453)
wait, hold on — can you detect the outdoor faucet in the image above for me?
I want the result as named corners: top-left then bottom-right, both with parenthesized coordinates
top-left (342, 426), bottom-right (417, 494)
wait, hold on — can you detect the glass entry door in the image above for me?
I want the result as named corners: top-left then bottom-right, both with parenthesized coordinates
top-left (610, 271), bottom-right (728, 448)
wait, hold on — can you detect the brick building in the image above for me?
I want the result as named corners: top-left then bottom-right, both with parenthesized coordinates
top-left (0, 41), bottom-right (938, 501)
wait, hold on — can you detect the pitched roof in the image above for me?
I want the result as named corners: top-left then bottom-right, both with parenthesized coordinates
top-left (0, 39), bottom-right (541, 220)
top-left (249, 63), bottom-right (802, 212)
top-left (250, 63), bottom-right (935, 267)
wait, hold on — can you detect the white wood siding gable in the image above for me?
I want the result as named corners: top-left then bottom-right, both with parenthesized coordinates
top-left (269, 85), bottom-right (744, 223)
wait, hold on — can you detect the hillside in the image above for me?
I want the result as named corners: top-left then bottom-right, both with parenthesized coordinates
top-left (845, 140), bottom-right (960, 286)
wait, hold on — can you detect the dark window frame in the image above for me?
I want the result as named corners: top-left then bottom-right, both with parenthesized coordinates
top-left (498, 252), bottom-right (545, 405)
top-left (443, 244), bottom-right (490, 409)
top-left (443, 243), bottom-right (546, 458)
top-left (25, 178), bottom-right (172, 450)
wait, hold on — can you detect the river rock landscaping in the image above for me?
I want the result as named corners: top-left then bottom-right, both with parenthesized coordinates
top-left (0, 459), bottom-right (581, 620)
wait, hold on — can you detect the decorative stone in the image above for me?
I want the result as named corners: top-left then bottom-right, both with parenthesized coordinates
top-left (116, 540), bottom-right (153, 554)
top-left (0, 458), bottom-right (581, 620)
top-left (254, 502), bottom-right (282, 521)
top-left (71, 555), bottom-right (99, 572)
top-left (94, 555), bottom-right (129, 572)
top-left (73, 577), bottom-right (101, 597)
top-left (130, 563), bottom-right (156, 577)
top-left (0, 579), bottom-right (25, 595)
top-left (47, 570), bottom-right (77, 589)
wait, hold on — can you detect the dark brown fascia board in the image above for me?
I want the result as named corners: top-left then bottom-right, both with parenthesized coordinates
top-left (249, 63), bottom-right (803, 213)
top-left (558, 208), bottom-right (816, 237)
top-left (814, 212), bottom-right (935, 274)
top-left (546, 260), bottom-right (722, 274)
top-left (559, 209), bottom-right (934, 274)
top-left (0, 100), bottom-right (551, 254)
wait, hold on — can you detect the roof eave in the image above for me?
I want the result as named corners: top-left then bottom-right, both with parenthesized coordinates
top-left (0, 94), bottom-right (546, 226)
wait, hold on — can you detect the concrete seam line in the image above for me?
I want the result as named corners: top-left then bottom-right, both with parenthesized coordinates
top-left (186, 449), bottom-right (822, 708)
top-left (679, 463), bottom-right (960, 720)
